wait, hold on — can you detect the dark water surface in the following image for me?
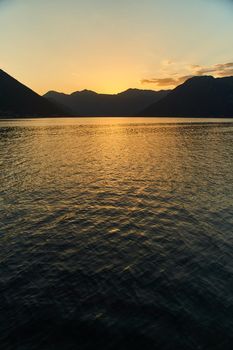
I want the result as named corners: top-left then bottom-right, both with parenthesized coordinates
top-left (1, 118), bottom-right (233, 350)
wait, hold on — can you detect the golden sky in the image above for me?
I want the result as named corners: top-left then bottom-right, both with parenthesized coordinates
top-left (0, 0), bottom-right (233, 94)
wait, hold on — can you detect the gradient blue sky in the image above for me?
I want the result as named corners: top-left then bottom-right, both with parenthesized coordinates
top-left (0, 0), bottom-right (232, 94)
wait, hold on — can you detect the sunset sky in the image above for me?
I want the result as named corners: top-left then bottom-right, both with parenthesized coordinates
top-left (0, 0), bottom-right (233, 94)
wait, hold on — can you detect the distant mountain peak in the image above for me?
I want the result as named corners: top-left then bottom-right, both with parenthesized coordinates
top-left (140, 75), bottom-right (233, 118)
top-left (80, 89), bottom-right (97, 95)
top-left (189, 75), bottom-right (215, 81)
top-left (183, 75), bottom-right (215, 85)
top-left (44, 87), bottom-right (170, 116)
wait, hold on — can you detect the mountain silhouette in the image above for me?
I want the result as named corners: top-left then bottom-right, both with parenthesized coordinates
top-left (2, 70), bottom-right (233, 118)
top-left (140, 76), bottom-right (233, 117)
top-left (0, 69), bottom-right (68, 118)
top-left (44, 88), bottom-right (169, 116)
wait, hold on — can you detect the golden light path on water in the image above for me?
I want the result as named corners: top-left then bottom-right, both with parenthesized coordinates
top-left (1, 117), bottom-right (233, 127)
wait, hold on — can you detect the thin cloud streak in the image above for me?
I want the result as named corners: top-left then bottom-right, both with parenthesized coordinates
top-left (142, 62), bottom-right (233, 88)
top-left (141, 76), bottom-right (193, 87)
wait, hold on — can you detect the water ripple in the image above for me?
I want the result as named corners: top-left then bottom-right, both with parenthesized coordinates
top-left (1, 118), bottom-right (233, 349)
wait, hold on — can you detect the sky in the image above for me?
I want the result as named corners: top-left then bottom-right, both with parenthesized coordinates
top-left (0, 0), bottom-right (233, 94)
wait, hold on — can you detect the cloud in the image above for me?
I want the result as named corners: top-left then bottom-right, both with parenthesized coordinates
top-left (217, 68), bottom-right (233, 76)
top-left (193, 62), bottom-right (233, 76)
top-left (141, 78), bottom-right (177, 86)
top-left (141, 75), bottom-right (194, 86)
top-left (141, 61), bottom-right (233, 88)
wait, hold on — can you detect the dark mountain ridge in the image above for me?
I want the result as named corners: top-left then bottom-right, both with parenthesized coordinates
top-left (0, 69), bottom-right (68, 118)
top-left (1, 69), bottom-right (233, 118)
top-left (141, 76), bottom-right (233, 117)
top-left (44, 88), bottom-right (170, 117)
